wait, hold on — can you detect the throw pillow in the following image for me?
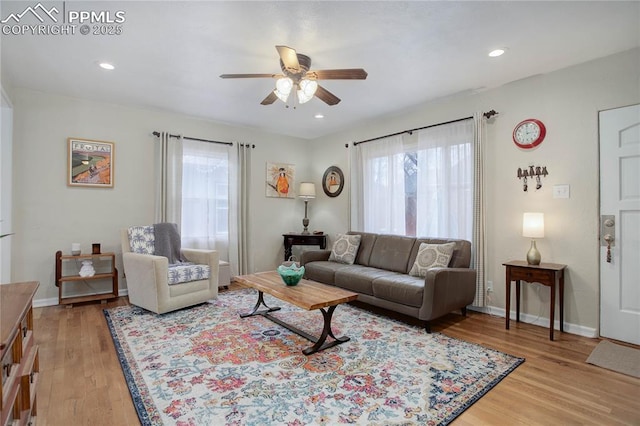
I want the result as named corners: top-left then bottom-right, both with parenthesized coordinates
top-left (128, 225), bottom-right (155, 255)
top-left (409, 242), bottom-right (457, 277)
top-left (329, 233), bottom-right (362, 265)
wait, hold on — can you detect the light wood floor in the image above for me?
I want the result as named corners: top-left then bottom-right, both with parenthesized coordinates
top-left (33, 288), bottom-right (640, 425)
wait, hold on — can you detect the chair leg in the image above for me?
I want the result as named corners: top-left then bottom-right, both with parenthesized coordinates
top-left (461, 306), bottom-right (467, 316)
top-left (424, 321), bottom-right (431, 333)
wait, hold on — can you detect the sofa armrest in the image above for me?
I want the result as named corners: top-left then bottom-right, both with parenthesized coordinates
top-left (122, 252), bottom-right (170, 305)
top-left (300, 250), bottom-right (332, 265)
top-left (182, 248), bottom-right (218, 268)
top-left (182, 248), bottom-right (220, 287)
top-left (420, 268), bottom-right (477, 321)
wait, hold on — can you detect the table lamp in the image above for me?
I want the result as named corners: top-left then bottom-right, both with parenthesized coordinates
top-left (523, 212), bottom-right (544, 265)
top-left (299, 182), bottom-right (316, 234)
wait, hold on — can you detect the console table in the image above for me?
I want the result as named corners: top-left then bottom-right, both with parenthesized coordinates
top-left (503, 260), bottom-right (567, 341)
top-left (283, 233), bottom-right (327, 261)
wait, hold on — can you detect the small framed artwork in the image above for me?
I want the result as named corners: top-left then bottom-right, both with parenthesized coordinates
top-left (322, 166), bottom-right (344, 197)
top-left (266, 162), bottom-right (295, 198)
top-left (68, 138), bottom-right (114, 188)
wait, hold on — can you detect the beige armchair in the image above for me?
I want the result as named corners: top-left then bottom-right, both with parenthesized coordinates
top-left (120, 228), bottom-right (218, 314)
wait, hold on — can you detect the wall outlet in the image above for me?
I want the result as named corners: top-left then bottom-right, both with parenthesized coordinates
top-left (486, 280), bottom-right (493, 293)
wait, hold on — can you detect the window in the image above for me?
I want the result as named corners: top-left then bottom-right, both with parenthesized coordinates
top-left (354, 119), bottom-right (474, 240)
top-left (180, 139), bottom-right (230, 251)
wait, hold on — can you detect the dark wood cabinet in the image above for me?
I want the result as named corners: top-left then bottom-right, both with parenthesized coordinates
top-left (282, 233), bottom-right (327, 261)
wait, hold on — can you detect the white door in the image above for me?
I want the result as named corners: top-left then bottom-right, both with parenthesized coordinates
top-left (599, 104), bottom-right (640, 345)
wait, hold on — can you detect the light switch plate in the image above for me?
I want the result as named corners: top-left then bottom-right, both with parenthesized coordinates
top-left (553, 184), bottom-right (570, 199)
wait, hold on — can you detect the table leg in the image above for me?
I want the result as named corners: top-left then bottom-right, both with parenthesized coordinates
top-left (239, 290), bottom-right (281, 318)
top-left (550, 278), bottom-right (556, 341)
top-left (559, 271), bottom-right (564, 333)
top-left (302, 305), bottom-right (350, 356)
top-left (505, 271), bottom-right (511, 330)
top-left (516, 280), bottom-right (521, 323)
top-left (284, 238), bottom-right (293, 261)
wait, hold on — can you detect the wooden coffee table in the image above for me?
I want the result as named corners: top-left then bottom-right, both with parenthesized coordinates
top-left (235, 271), bottom-right (358, 355)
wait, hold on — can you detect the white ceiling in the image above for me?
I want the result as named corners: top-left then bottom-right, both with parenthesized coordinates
top-left (1, 1), bottom-right (638, 139)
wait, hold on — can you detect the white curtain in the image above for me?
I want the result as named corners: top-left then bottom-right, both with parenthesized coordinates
top-left (415, 119), bottom-right (474, 239)
top-left (180, 139), bottom-right (230, 256)
top-left (229, 143), bottom-right (252, 276)
top-left (154, 132), bottom-right (183, 224)
top-left (353, 134), bottom-right (406, 233)
top-left (472, 112), bottom-right (487, 307)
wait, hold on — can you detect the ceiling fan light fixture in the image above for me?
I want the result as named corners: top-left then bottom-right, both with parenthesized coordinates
top-left (297, 79), bottom-right (318, 104)
top-left (275, 77), bottom-right (293, 102)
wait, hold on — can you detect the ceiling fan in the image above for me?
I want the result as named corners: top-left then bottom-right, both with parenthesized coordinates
top-left (220, 45), bottom-right (368, 106)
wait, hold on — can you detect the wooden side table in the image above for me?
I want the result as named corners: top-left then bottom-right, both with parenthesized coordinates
top-left (283, 233), bottom-right (327, 261)
top-left (503, 260), bottom-right (567, 340)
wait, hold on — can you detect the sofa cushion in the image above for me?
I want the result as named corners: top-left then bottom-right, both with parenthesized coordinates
top-left (303, 260), bottom-right (351, 284)
top-left (168, 263), bottom-right (211, 285)
top-left (372, 274), bottom-right (425, 308)
top-left (409, 242), bottom-right (457, 277)
top-left (368, 234), bottom-right (416, 273)
top-left (329, 233), bottom-right (362, 265)
top-left (347, 231), bottom-right (378, 266)
top-left (335, 265), bottom-right (398, 296)
top-left (128, 226), bottom-right (155, 254)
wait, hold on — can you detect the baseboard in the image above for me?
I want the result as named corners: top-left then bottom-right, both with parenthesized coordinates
top-left (34, 288), bottom-right (129, 308)
top-left (469, 305), bottom-right (598, 338)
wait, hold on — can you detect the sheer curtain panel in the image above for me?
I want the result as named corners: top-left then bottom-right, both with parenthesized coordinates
top-left (180, 139), bottom-right (230, 256)
top-left (415, 119), bottom-right (474, 240)
top-left (353, 134), bottom-right (406, 234)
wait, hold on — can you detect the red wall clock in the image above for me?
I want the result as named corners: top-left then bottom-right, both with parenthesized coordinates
top-left (513, 119), bottom-right (546, 149)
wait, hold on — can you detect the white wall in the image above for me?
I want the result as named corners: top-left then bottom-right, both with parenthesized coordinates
top-left (0, 88), bottom-right (13, 283)
top-left (309, 48), bottom-right (640, 334)
top-left (10, 89), bottom-right (310, 303)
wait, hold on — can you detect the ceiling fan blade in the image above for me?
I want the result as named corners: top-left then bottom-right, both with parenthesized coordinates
top-left (307, 69), bottom-right (368, 80)
top-left (315, 85), bottom-right (341, 106)
top-left (260, 91), bottom-right (278, 105)
top-left (276, 45), bottom-right (301, 73)
top-left (220, 73), bottom-right (280, 79)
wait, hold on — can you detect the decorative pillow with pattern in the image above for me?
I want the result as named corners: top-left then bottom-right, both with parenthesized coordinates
top-left (329, 233), bottom-right (362, 265)
top-left (409, 242), bottom-right (457, 277)
top-left (128, 226), bottom-right (155, 255)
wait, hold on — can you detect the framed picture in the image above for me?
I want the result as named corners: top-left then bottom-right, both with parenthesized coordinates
top-left (266, 162), bottom-right (295, 198)
top-left (67, 138), bottom-right (114, 188)
top-left (322, 166), bottom-right (344, 197)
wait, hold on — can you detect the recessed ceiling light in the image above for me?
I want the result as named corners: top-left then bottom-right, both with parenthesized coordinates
top-left (488, 49), bottom-right (505, 58)
top-left (99, 62), bottom-right (115, 70)
top-left (314, 113), bottom-right (324, 119)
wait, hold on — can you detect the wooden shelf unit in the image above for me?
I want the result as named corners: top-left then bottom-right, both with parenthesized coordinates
top-left (55, 251), bottom-right (118, 307)
top-left (0, 281), bottom-right (39, 426)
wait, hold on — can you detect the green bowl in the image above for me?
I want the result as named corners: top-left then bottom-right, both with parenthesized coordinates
top-left (277, 264), bottom-right (305, 286)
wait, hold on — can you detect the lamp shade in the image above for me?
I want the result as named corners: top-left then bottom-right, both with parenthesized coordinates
top-left (523, 212), bottom-right (544, 238)
top-left (274, 77), bottom-right (293, 102)
top-left (297, 79), bottom-right (318, 104)
top-left (299, 182), bottom-right (316, 199)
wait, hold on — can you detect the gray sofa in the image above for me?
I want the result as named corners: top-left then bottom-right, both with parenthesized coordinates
top-left (300, 232), bottom-right (476, 331)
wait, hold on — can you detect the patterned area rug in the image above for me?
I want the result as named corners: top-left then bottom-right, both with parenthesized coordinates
top-left (104, 288), bottom-right (523, 425)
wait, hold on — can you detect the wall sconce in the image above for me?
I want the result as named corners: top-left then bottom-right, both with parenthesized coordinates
top-left (517, 165), bottom-right (548, 192)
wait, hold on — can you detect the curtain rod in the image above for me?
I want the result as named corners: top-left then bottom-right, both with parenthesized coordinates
top-left (352, 110), bottom-right (498, 146)
top-left (152, 131), bottom-right (233, 146)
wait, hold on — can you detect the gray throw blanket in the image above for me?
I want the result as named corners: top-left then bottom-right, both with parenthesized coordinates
top-left (153, 222), bottom-right (184, 265)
